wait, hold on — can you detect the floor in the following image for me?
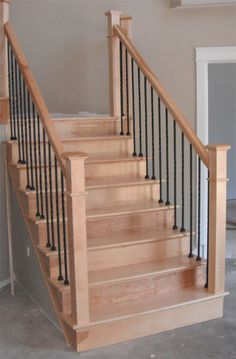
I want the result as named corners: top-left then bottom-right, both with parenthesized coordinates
top-left (0, 202), bottom-right (236, 359)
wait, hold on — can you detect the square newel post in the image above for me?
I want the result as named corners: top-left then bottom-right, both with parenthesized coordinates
top-left (62, 151), bottom-right (90, 326)
top-left (105, 10), bottom-right (122, 118)
top-left (0, 0), bottom-right (10, 124)
top-left (206, 144), bottom-right (231, 294)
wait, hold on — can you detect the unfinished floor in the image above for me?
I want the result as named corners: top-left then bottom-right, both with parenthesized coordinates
top-left (0, 202), bottom-right (236, 359)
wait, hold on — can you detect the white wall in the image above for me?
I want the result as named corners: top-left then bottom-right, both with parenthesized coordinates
top-left (209, 63), bottom-right (236, 200)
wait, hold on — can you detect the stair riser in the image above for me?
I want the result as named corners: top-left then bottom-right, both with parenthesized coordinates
top-left (27, 218), bottom-right (66, 247)
top-left (86, 183), bottom-right (160, 210)
top-left (85, 160), bottom-right (146, 178)
top-left (89, 266), bottom-right (206, 306)
top-left (9, 164), bottom-right (66, 191)
top-left (19, 190), bottom-right (66, 217)
top-left (74, 297), bottom-right (224, 352)
top-left (7, 137), bottom-right (133, 164)
top-left (87, 209), bottom-right (174, 239)
top-left (64, 137), bottom-right (133, 156)
top-left (54, 119), bottom-right (120, 138)
top-left (88, 236), bottom-right (189, 271)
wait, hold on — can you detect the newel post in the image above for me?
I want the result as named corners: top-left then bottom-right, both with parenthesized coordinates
top-left (62, 151), bottom-right (90, 326)
top-left (105, 10), bottom-right (122, 118)
top-left (206, 144), bottom-right (231, 294)
top-left (0, 0), bottom-right (10, 123)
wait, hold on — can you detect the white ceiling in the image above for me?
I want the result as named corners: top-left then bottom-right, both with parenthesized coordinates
top-left (170, 0), bottom-right (236, 8)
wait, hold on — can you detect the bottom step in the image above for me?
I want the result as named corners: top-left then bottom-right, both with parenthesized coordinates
top-left (61, 288), bottom-right (227, 352)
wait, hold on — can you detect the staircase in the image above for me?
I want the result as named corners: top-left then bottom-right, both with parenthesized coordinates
top-left (0, 5), bottom-right (230, 352)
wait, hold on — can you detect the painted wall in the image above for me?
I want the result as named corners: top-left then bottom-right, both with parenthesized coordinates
top-left (209, 63), bottom-right (236, 200)
top-left (9, 0), bottom-right (236, 124)
top-left (10, 183), bottom-right (57, 323)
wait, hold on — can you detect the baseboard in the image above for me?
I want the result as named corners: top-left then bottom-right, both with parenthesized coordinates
top-left (0, 278), bottom-right (11, 289)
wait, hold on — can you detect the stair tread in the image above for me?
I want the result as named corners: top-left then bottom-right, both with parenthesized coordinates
top-left (86, 175), bottom-right (158, 189)
top-left (88, 225), bottom-right (187, 249)
top-left (88, 286), bottom-right (223, 325)
top-left (62, 135), bottom-right (131, 141)
top-left (85, 153), bottom-right (145, 163)
top-left (88, 256), bottom-right (204, 286)
top-left (87, 199), bottom-right (173, 219)
top-left (52, 116), bottom-right (118, 122)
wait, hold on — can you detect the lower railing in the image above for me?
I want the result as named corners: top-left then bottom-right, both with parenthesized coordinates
top-left (4, 22), bottom-right (90, 326)
top-left (106, 11), bottom-right (230, 294)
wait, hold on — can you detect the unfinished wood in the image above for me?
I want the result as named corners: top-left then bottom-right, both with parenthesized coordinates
top-left (62, 151), bottom-right (90, 326)
top-left (87, 199), bottom-right (173, 219)
top-left (114, 24), bottom-right (209, 167)
top-left (207, 144), bottom-right (231, 294)
top-left (70, 291), bottom-right (225, 351)
top-left (89, 257), bottom-right (206, 306)
top-left (4, 23), bottom-right (66, 175)
top-left (106, 11), bottom-right (121, 117)
top-left (0, 96), bottom-right (9, 123)
top-left (63, 135), bottom-right (133, 156)
top-left (52, 117), bottom-right (120, 137)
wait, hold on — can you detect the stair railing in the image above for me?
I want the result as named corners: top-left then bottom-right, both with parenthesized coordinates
top-left (3, 22), bottom-right (89, 326)
top-left (106, 11), bottom-right (230, 295)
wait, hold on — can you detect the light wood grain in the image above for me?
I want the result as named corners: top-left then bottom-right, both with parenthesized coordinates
top-left (0, 96), bottom-right (9, 123)
top-left (207, 144), bottom-right (231, 294)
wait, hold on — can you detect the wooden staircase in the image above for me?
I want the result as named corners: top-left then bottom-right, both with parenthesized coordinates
top-left (0, 5), bottom-right (230, 353)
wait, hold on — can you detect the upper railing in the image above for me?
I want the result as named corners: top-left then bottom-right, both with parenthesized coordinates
top-left (106, 10), bottom-right (230, 295)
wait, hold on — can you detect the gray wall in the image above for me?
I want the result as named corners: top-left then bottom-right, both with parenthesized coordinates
top-left (209, 63), bottom-right (236, 200)
top-left (9, 0), bottom-right (236, 124)
top-left (10, 183), bottom-right (57, 322)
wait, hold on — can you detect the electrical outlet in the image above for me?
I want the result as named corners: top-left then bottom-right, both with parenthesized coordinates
top-left (26, 247), bottom-right (30, 257)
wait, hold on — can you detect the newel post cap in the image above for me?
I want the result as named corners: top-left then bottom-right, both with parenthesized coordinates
top-left (206, 144), bottom-right (231, 152)
top-left (62, 151), bottom-right (88, 160)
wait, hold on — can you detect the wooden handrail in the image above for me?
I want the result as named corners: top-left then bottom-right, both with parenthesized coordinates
top-left (114, 24), bottom-right (209, 167)
top-left (4, 22), bottom-right (67, 176)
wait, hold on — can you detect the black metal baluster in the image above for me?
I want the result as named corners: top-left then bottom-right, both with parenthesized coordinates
top-left (32, 103), bottom-right (40, 216)
top-left (14, 57), bottom-right (22, 163)
top-left (125, 49), bottom-right (130, 136)
top-left (173, 120), bottom-right (178, 229)
top-left (18, 66), bottom-right (26, 164)
top-left (61, 172), bottom-right (69, 285)
top-left (119, 41), bottom-right (124, 135)
top-left (48, 142), bottom-right (56, 251)
top-left (189, 144), bottom-right (194, 257)
top-left (37, 114), bottom-right (44, 219)
top-left (205, 170), bottom-right (210, 287)
top-left (7, 42), bottom-right (14, 140)
top-left (138, 67), bottom-right (143, 157)
top-left (54, 156), bottom-right (63, 281)
top-left (197, 157), bottom-right (202, 261)
top-left (144, 77), bottom-right (149, 179)
top-left (165, 108), bottom-right (170, 205)
top-left (151, 87), bottom-right (156, 180)
top-left (43, 129), bottom-right (51, 248)
top-left (158, 97), bottom-right (163, 203)
top-left (22, 81), bottom-right (30, 189)
top-left (27, 91), bottom-right (35, 190)
top-left (131, 58), bottom-right (137, 157)
top-left (9, 46), bottom-right (17, 140)
top-left (180, 132), bottom-right (185, 232)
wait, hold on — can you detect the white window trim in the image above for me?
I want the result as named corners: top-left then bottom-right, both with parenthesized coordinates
top-left (195, 46), bottom-right (236, 256)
